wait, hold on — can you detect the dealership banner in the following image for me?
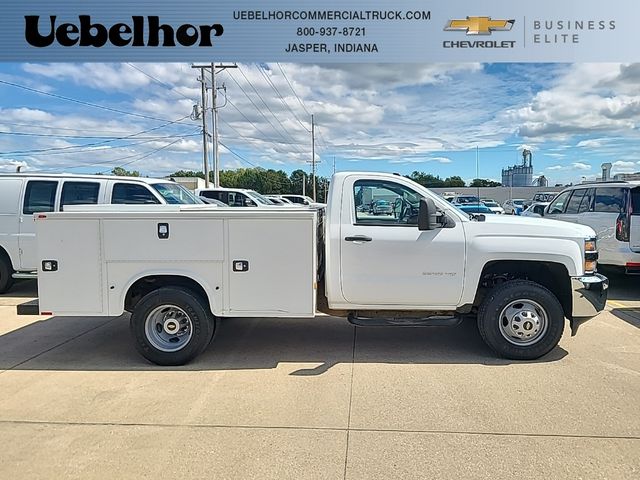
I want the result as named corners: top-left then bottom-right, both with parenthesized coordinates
top-left (1, 0), bottom-right (639, 62)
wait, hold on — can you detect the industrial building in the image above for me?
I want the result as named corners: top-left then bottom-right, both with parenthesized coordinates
top-left (502, 149), bottom-right (534, 187)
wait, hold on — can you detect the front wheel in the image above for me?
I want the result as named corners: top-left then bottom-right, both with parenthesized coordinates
top-left (477, 280), bottom-right (564, 360)
top-left (130, 287), bottom-right (215, 366)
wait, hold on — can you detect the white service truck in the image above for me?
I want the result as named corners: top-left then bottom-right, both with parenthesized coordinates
top-left (21, 172), bottom-right (608, 365)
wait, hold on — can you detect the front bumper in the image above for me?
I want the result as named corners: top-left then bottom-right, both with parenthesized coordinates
top-left (569, 273), bottom-right (609, 335)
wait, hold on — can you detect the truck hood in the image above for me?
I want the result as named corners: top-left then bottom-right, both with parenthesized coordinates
top-left (471, 213), bottom-right (596, 239)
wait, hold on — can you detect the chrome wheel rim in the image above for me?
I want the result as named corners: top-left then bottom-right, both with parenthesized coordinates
top-left (498, 299), bottom-right (548, 346)
top-left (144, 305), bottom-right (193, 352)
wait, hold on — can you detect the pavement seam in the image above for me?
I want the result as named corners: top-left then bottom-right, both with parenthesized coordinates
top-left (0, 316), bottom-right (121, 375)
top-left (342, 326), bottom-right (357, 480)
top-left (0, 419), bottom-right (638, 441)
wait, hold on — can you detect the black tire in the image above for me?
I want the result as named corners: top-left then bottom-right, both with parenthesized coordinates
top-left (0, 252), bottom-right (15, 294)
top-left (130, 287), bottom-right (216, 366)
top-left (477, 280), bottom-right (564, 360)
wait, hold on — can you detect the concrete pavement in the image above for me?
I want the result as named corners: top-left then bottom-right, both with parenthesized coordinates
top-left (0, 279), bottom-right (639, 479)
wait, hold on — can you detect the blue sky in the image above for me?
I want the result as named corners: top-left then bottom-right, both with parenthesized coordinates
top-left (0, 62), bottom-right (639, 184)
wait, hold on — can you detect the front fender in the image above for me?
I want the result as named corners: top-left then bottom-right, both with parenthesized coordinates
top-left (460, 235), bottom-right (583, 306)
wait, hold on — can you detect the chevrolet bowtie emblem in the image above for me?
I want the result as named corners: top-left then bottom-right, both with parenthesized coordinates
top-left (445, 17), bottom-right (515, 35)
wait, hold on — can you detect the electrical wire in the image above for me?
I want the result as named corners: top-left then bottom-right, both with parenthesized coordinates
top-left (125, 63), bottom-right (195, 102)
top-left (276, 63), bottom-right (312, 117)
top-left (258, 65), bottom-right (310, 133)
top-left (0, 79), bottom-right (192, 124)
top-left (0, 115), bottom-right (192, 156)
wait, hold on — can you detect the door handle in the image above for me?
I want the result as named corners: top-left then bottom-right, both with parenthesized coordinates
top-left (345, 235), bottom-right (372, 242)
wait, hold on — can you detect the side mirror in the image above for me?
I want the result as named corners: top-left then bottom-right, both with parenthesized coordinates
top-left (418, 198), bottom-right (438, 231)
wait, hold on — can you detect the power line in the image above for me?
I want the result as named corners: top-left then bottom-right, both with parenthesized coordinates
top-left (34, 133), bottom-right (200, 172)
top-left (0, 79), bottom-right (192, 124)
top-left (0, 115), bottom-right (191, 156)
top-left (276, 63), bottom-right (312, 117)
top-left (225, 69), bottom-right (296, 148)
top-left (100, 136), bottom-right (197, 173)
top-left (233, 66), bottom-right (308, 153)
top-left (9, 132), bottom-right (200, 158)
top-left (258, 64), bottom-right (310, 133)
top-left (125, 63), bottom-right (194, 102)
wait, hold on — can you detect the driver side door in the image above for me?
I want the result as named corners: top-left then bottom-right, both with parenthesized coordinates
top-left (340, 178), bottom-right (466, 307)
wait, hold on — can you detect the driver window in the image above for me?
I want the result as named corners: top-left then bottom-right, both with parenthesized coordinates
top-left (353, 179), bottom-right (422, 225)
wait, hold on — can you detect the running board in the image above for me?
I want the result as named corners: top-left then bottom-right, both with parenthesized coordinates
top-left (347, 314), bottom-right (462, 327)
top-left (12, 272), bottom-right (37, 279)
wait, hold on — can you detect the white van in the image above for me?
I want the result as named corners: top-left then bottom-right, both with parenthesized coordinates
top-left (544, 181), bottom-right (640, 273)
top-left (0, 173), bottom-right (201, 292)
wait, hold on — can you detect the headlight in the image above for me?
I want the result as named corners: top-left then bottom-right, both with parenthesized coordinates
top-left (584, 237), bottom-right (598, 274)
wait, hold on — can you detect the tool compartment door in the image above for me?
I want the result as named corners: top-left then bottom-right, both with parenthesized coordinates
top-left (227, 218), bottom-right (315, 316)
top-left (36, 218), bottom-right (104, 315)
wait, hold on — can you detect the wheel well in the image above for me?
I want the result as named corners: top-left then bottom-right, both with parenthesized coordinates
top-left (474, 260), bottom-right (572, 318)
top-left (124, 275), bottom-right (210, 313)
top-left (0, 246), bottom-right (14, 268)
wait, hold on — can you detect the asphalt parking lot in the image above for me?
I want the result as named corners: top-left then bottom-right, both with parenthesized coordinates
top-left (0, 269), bottom-right (639, 479)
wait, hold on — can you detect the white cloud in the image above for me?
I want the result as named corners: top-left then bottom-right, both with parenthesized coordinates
top-left (505, 64), bottom-right (640, 141)
top-left (576, 138), bottom-right (608, 148)
top-left (547, 162), bottom-right (591, 171)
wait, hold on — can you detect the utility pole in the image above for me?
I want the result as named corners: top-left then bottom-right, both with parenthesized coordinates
top-left (333, 156), bottom-right (336, 175)
top-left (192, 63), bottom-right (236, 188)
top-left (311, 114), bottom-right (316, 201)
top-left (192, 66), bottom-right (210, 188)
top-left (210, 63), bottom-right (219, 187)
top-left (302, 173), bottom-right (306, 197)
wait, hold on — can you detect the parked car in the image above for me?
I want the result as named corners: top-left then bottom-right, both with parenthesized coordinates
top-left (196, 187), bottom-right (278, 207)
top-left (452, 195), bottom-right (481, 205)
top-left (531, 192), bottom-right (559, 204)
top-left (482, 200), bottom-right (504, 214)
top-left (0, 173), bottom-right (202, 293)
top-left (455, 204), bottom-right (495, 216)
top-left (266, 195), bottom-right (294, 205)
top-left (544, 181), bottom-right (640, 273)
top-left (521, 202), bottom-right (550, 217)
top-left (280, 194), bottom-right (325, 207)
top-left (441, 192), bottom-right (456, 203)
top-left (198, 197), bottom-right (228, 207)
top-left (503, 199), bottom-right (526, 215)
top-left (370, 199), bottom-right (393, 215)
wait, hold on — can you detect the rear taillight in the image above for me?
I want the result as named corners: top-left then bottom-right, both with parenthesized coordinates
top-left (616, 213), bottom-right (630, 242)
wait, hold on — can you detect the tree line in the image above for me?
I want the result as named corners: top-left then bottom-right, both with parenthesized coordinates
top-left (107, 167), bottom-right (501, 201)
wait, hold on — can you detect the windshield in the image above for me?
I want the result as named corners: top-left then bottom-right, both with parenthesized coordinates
top-left (247, 190), bottom-right (275, 205)
top-left (484, 201), bottom-right (498, 207)
top-left (152, 183), bottom-right (201, 204)
top-left (513, 199), bottom-right (525, 205)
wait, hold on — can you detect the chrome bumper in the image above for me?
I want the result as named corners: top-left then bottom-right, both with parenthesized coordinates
top-left (570, 273), bottom-right (608, 335)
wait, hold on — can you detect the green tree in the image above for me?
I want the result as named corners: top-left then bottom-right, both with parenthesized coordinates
top-left (169, 170), bottom-right (205, 179)
top-left (443, 176), bottom-right (465, 187)
top-left (407, 171), bottom-right (444, 188)
top-left (470, 178), bottom-right (501, 187)
top-left (111, 167), bottom-right (140, 177)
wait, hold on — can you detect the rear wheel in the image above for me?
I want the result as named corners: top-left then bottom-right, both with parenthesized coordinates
top-left (130, 287), bottom-right (215, 365)
top-left (0, 253), bottom-right (15, 294)
top-left (478, 280), bottom-right (564, 360)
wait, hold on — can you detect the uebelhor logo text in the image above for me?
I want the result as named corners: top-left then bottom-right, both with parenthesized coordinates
top-left (24, 16), bottom-right (224, 48)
